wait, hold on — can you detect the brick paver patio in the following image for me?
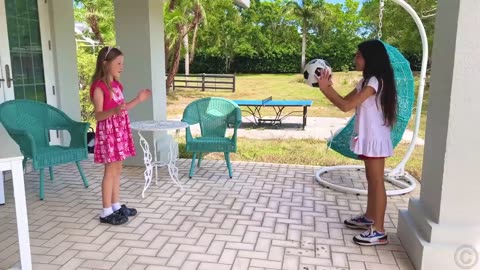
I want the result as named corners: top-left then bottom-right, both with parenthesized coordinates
top-left (0, 158), bottom-right (418, 270)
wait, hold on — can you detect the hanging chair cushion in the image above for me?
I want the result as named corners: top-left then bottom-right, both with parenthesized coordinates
top-left (327, 41), bottom-right (415, 160)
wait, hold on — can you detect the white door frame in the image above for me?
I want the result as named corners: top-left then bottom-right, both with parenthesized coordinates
top-left (0, 1), bottom-right (14, 103)
top-left (38, 0), bottom-right (57, 109)
top-left (0, 0), bottom-right (59, 144)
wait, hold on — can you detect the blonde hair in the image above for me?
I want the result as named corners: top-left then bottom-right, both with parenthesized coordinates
top-left (91, 46), bottom-right (123, 99)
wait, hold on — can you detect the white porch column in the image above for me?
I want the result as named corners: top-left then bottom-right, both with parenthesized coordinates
top-left (49, 0), bottom-right (81, 121)
top-left (397, 1), bottom-right (480, 269)
top-left (114, 0), bottom-right (167, 166)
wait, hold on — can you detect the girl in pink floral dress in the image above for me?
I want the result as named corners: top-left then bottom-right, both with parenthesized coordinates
top-left (90, 46), bottom-right (151, 225)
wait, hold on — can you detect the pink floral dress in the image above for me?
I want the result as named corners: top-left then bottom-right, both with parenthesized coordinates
top-left (90, 80), bottom-right (136, 164)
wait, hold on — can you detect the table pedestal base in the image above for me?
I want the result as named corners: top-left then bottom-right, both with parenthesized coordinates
top-left (137, 131), bottom-right (185, 198)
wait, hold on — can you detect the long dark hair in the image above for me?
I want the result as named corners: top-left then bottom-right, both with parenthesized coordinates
top-left (91, 46), bottom-right (123, 98)
top-left (358, 40), bottom-right (397, 127)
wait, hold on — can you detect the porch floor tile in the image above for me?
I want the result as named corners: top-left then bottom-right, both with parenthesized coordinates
top-left (0, 157), bottom-right (418, 270)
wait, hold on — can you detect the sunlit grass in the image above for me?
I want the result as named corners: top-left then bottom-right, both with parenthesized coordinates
top-left (167, 72), bottom-right (361, 118)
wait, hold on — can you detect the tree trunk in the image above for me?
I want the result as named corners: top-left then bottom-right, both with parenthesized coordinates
top-left (190, 22), bottom-right (199, 64)
top-left (86, 7), bottom-right (104, 44)
top-left (168, 0), bottom-right (177, 11)
top-left (165, 0), bottom-right (178, 91)
top-left (225, 56), bottom-right (229, 73)
top-left (167, 23), bottom-right (195, 92)
top-left (166, 29), bottom-right (184, 92)
top-left (188, 3), bottom-right (202, 65)
top-left (183, 26), bottom-right (190, 75)
top-left (166, 3), bottom-right (203, 92)
top-left (301, 22), bottom-right (307, 72)
top-left (164, 32), bottom-right (170, 74)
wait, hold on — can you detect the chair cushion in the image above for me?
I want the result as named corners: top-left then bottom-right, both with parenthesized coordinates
top-left (186, 137), bottom-right (236, 152)
top-left (32, 146), bottom-right (88, 169)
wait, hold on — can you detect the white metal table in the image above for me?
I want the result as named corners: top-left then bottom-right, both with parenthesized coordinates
top-left (131, 120), bottom-right (189, 197)
top-left (0, 126), bottom-right (32, 270)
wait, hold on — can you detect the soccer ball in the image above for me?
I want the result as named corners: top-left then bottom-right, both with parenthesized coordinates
top-left (303, 59), bottom-right (332, 87)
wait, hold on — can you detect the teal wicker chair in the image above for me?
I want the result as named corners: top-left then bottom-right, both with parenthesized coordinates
top-left (182, 97), bottom-right (242, 178)
top-left (0, 99), bottom-right (90, 200)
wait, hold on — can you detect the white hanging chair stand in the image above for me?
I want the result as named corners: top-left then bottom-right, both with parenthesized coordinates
top-left (315, 166), bottom-right (417, 196)
top-left (315, 0), bottom-right (429, 196)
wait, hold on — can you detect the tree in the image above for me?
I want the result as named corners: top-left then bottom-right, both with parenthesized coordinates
top-left (240, 0), bottom-right (300, 57)
top-left (359, 0), bottom-right (436, 58)
top-left (284, 0), bottom-right (327, 72)
top-left (74, 0), bottom-right (115, 123)
top-left (73, 0), bottom-right (115, 45)
top-left (308, 0), bottom-right (362, 70)
top-left (194, 0), bottom-right (244, 72)
top-left (164, 0), bottom-right (206, 91)
top-left (184, 1), bottom-right (207, 75)
top-left (77, 51), bottom-right (97, 123)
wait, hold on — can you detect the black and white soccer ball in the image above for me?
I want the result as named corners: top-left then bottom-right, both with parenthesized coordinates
top-left (303, 59), bottom-right (332, 87)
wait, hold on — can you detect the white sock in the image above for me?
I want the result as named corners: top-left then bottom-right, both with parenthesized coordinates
top-left (112, 202), bottom-right (121, 211)
top-left (101, 207), bottom-right (113, 218)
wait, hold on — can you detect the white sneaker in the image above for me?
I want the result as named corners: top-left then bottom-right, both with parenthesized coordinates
top-left (353, 226), bottom-right (388, 246)
top-left (344, 214), bottom-right (374, 230)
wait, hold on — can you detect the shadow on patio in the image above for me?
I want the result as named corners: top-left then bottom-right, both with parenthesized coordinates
top-left (0, 157), bottom-right (417, 270)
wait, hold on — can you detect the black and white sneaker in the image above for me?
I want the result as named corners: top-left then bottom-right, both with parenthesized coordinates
top-left (344, 214), bottom-right (374, 230)
top-left (353, 226), bottom-right (388, 246)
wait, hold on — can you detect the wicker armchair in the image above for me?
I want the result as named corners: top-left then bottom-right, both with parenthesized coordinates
top-left (181, 97), bottom-right (242, 178)
top-left (0, 99), bottom-right (90, 200)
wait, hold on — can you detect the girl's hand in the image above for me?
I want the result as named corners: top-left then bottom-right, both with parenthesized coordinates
top-left (137, 89), bottom-right (152, 102)
top-left (317, 69), bottom-right (333, 92)
top-left (114, 103), bottom-right (127, 115)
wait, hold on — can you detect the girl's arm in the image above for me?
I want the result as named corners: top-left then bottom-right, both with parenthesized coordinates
top-left (344, 88), bottom-right (357, 101)
top-left (126, 89), bottom-right (152, 110)
top-left (125, 97), bottom-right (141, 110)
top-left (317, 71), bottom-right (375, 112)
top-left (92, 87), bottom-right (125, 121)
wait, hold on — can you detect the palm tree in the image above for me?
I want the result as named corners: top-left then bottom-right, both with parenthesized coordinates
top-left (73, 0), bottom-right (115, 45)
top-left (164, 0), bottom-right (206, 91)
top-left (184, 1), bottom-right (207, 75)
top-left (284, 0), bottom-right (326, 72)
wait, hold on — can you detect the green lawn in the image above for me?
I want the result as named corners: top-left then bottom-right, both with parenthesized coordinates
top-left (169, 72), bottom-right (428, 180)
top-left (168, 72), bottom-right (358, 118)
